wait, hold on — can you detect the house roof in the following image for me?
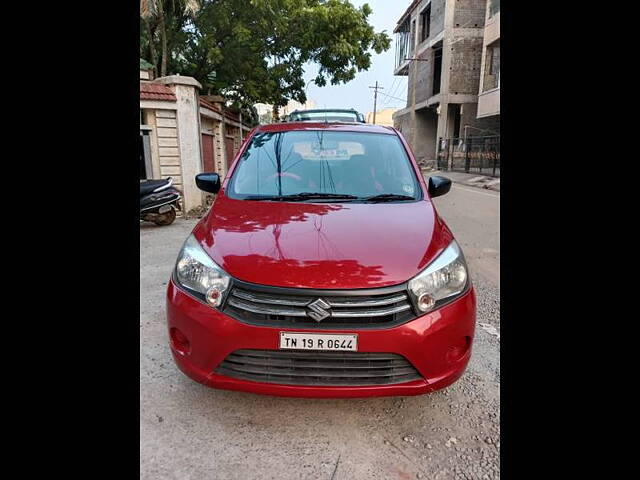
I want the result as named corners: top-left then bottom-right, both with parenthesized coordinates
top-left (200, 98), bottom-right (246, 125)
top-left (393, 0), bottom-right (421, 33)
top-left (140, 58), bottom-right (154, 70)
top-left (200, 98), bottom-right (222, 113)
top-left (140, 82), bottom-right (176, 101)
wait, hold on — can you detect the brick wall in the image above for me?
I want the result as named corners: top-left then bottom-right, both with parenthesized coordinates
top-left (459, 103), bottom-right (500, 135)
top-left (430, 0), bottom-right (446, 37)
top-left (475, 114), bottom-right (500, 135)
top-left (453, 0), bottom-right (487, 28)
top-left (448, 37), bottom-right (484, 95)
top-left (413, 49), bottom-right (435, 104)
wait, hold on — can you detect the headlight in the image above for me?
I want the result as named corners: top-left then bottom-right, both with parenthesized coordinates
top-left (174, 235), bottom-right (230, 307)
top-left (408, 240), bottom-right (469, 313)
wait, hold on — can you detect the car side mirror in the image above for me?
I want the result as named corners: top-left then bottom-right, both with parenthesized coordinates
top-left (428, 176), bottom-right (452, 198)
top-left (195, 173), bottom-right (221, 194)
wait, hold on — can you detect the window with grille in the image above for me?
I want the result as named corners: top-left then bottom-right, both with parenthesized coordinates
top-left (420, 5), bottom-right (431, 43)
top-left (483, 41), bottom-right (500, 91)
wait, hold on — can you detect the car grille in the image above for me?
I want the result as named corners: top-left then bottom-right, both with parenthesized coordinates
top-left (215, 349), bottom-right (422, 386)
top-left (222, 282), bottom-right (417, 329)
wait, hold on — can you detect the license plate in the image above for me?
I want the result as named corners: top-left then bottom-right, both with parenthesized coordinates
top-left (279, 332), bottom-right (358, 351)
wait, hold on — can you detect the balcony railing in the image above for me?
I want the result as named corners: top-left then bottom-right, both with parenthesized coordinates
top-left (395, 20), bottom-right (412, 72)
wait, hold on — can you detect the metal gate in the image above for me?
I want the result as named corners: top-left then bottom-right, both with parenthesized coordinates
top-left (201, 132), bottom-right (215, 173)
top-left (436, 135), bottom-right (500, 177)
top-left (225, 136), bottom-right (235, 170)
top-left (140, 130), bottom-right (153, 179)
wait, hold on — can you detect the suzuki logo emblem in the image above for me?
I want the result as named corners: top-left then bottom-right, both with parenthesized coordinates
top-left (307, 298), bottom-right (331, 322)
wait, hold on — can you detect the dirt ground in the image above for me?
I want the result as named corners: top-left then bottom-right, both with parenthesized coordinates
top-left (140, 185), bottom-right (500, 479)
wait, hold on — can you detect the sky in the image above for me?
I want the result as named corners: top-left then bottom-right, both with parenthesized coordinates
top-left (302, 0), bottom-right (409, 115)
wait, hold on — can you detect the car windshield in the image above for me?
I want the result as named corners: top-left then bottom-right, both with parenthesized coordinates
top-left (227, 130), bottom-right (421, 201)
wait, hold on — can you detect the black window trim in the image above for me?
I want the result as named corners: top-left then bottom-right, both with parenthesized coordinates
top-left (419, 2), bottom-right (432, 44)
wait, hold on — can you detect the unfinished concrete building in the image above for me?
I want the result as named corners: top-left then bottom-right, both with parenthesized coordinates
top-left (477, 0), bottom-right (500, 122)
top-left (393, 0), bottom-right (499, 169)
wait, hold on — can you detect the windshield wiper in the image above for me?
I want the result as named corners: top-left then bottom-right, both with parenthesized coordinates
top-left (244, 192), bottom-right (359, 202)
top-left (360, 193), bottom-right (416, 203)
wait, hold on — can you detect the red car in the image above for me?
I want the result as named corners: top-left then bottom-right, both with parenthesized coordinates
top-left (166, 122), bottom-right (475, 398)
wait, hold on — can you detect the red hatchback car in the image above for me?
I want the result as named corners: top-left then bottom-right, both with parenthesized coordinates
top-left (166, 122), bottom-right (476, 398)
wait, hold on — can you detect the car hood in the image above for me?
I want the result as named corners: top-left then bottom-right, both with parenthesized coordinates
top-left (193, 195), bottom-right (453, 289)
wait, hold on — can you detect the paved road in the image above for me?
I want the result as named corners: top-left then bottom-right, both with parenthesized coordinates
top-left (140, 186), bottom-right (500, 480)
top-left (433, 184), bottom-right (500, 286)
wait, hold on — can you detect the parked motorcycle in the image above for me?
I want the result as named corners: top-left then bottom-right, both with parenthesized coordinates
top-left (140, 177), bottom-right (181, 226)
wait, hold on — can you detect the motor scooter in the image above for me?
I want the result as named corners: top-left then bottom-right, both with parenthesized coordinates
top-left (140, 177), bottom-right (181, 226)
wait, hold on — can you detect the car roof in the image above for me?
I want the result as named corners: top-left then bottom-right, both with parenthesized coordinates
top-left (255, 122), bottom-right (397, 135)
top-left (289, 108), bottom-right (359, 114)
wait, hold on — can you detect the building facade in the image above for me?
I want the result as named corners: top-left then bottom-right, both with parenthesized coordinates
top-left (139, 61), bottom-right (251, 212)
top-left (365, 108), bottom-right (398, 127)
top-left (477, 0), bottom-right (500, 120)
top-left (392, 0), bottom-right (499, 169)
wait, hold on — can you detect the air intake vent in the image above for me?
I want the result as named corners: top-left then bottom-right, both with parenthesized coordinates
top-left (216, 349), bottom-right (422, 386)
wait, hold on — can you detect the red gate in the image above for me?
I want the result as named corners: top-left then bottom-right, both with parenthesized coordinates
top-left (201, 133), bottom-right (215, 172)
top-left (225, 136), bottom-right (235, 170)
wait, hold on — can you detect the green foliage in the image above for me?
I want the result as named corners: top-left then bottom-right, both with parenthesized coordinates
top-left (140, 58), bottom-right (154, 70)
top-left (140, 0), bottom-right (390, 108)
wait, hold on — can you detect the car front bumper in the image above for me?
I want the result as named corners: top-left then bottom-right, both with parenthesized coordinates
top-left (166, 279), bottom-right (476, 398)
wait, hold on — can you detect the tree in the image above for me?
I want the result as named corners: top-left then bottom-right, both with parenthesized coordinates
top-left (140, 0), bottom-right (201, 77)
top-left (140, 0), bottom-right (390, 109)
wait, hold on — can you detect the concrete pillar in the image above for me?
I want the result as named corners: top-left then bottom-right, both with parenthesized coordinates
top-left (219, 120), bottom-right (228, 178)
top-left (409, 54), bottom-right (418, 154)
top-left (435, 104), bottom-right (449, 169)
top-left (156, 75), bottom-right (203, 213)
top-left (435, 0), bottom-right (457, 166)
top-left (216, 120), bottom-right (225, 176)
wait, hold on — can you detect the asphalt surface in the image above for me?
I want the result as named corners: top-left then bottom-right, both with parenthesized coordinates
top-left (140, 184), bottom-right (500, 479)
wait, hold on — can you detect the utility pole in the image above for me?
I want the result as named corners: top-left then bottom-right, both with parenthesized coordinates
top-left (369, 81), bottom-right (384, 124)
